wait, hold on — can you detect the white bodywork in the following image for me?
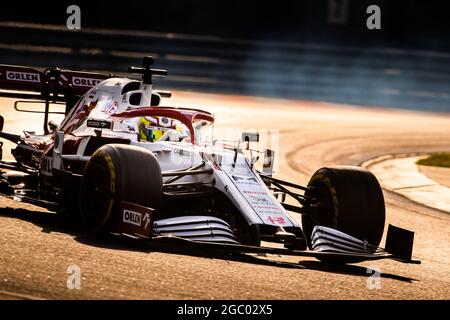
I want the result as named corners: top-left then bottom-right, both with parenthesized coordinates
top-left (51, 77), bottom-right (299, 228)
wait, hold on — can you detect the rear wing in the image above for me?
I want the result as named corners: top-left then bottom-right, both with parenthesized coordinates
top-left (0, 64), bottom-right (113, 134)
top-left (0, 62), bottom-right (172, 102)
top-left (0, 64), bottom-right (112, 102)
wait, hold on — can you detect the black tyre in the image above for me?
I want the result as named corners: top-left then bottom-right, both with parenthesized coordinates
top-left (302, 166), bottom-right (385, 254)
top-left (80, 144), bottom-right (162, 233)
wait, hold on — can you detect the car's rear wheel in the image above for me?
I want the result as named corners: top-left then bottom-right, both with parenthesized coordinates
top-left (302, 166), bottom-right (385, 262)
top-left (79, 144), bottom-right (162, 233)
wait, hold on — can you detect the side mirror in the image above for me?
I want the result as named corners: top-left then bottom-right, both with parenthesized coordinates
top-left (241, 132), bottom-right (260, 152)
top-left (0, 115), bottom-right (3, 132)
top-left (241, 132), bottom-right (259, 143)
top-left (262, 149), bottom-right (275, 177)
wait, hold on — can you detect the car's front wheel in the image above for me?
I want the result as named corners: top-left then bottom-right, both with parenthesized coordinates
top-left (79, 144), bottom-right (162, 233)
top-left (302, 166), bottom-right (385, 261)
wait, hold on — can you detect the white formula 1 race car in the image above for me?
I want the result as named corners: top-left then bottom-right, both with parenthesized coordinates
top-left (0, 57), bottom-right (419, 264)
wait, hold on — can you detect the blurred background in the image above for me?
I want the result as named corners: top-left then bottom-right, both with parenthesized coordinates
top-left (0, 0), bottom-right (449, 111)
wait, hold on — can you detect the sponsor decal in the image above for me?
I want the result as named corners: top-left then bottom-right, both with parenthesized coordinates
top-left (221, 158), bottom-right (291, 227)
top-left (248, 194), bottom-right (271, 204)
top-left (86, 119), bottom-right (112, 129)
top-left (159, 117), bottom-right (171, 127)
top-left (123, 209), bottom-right (142, 226)
top-left (119, 202), bottom-right (153, 237)
top-left (100, 101), bottom-right (118, 115)
top-left (267, 216), bottom-right (286, 225)
top-left (72, 77), bottom-right (102, 87)
top-left (174, 148), bottom-right (191, 157)
top-left (232, 175), bottom-right (258, 184)
top-left (6, 71), bottom-right (40, 83)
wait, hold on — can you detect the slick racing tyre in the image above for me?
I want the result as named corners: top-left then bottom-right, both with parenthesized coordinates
top-left (302, 166), bottom-right (385, 261)
top-left (80, 144), bottom-right (162, 233)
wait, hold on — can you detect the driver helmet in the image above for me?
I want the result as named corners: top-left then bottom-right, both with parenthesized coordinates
top-left (138, 116), bottom-right (180, 142)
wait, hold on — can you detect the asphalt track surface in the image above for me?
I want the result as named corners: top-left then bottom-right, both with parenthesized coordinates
top-left (0, 93), bottom-right (449, 299)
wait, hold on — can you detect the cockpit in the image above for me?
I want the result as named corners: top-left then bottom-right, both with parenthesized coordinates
top-left (58, 81), bottom-right (214, 145)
